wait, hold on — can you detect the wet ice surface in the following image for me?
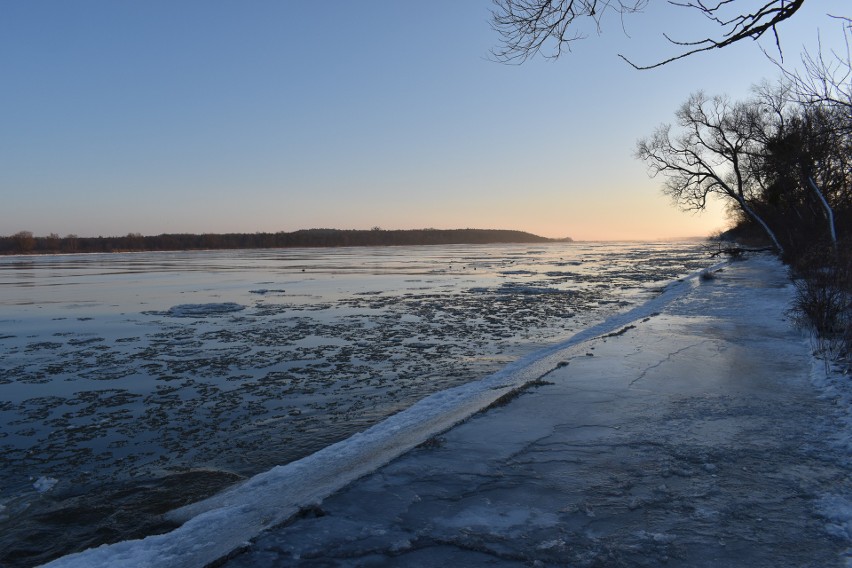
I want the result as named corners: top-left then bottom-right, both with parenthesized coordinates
top-left (221, 257), bottom-right (851, 568)
top-left (0, 242), bottom-right (712, 566)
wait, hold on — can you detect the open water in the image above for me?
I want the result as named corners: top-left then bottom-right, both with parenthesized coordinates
top-left (0, 241), bottom-right (714, 566)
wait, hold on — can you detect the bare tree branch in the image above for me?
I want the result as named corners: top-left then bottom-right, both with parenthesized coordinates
top-left (490, 0), bottom-right (648, 63)
top-left (767, 20), bottom-right (852, 117)
top-left (491, 0), bottom-right (807, 68)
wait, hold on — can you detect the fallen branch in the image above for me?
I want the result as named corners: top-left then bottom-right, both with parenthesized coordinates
top-left (709, 246), bottom-right (775, 258)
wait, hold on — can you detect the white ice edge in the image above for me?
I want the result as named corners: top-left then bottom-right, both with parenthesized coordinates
top-left (41, 261), bottom-right (727, 568)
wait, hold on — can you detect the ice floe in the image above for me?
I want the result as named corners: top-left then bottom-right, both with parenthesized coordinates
top-left (166, 303), bottom-right (246, 317)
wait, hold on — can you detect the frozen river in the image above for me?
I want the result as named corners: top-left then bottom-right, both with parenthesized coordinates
top-left (0, 241), bottom-right (714, 566)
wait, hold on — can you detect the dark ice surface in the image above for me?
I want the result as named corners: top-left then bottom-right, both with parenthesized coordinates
top-left (224, 257), bottom-right (851, 568)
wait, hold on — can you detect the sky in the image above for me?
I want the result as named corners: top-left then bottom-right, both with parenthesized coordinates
top-left (0, 1), bottom-right (848, 241)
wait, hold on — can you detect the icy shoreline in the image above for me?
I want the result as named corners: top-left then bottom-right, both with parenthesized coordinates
top-left (41, 260), bottom-right (728, 568)
top-left (2, 242), bottom-right (717, 566)
top-left (42, 255), bottom-right (852, 567)
top-left (221, 254), bottom-right (851, 567)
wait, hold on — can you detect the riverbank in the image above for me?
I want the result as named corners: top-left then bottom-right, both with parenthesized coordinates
top-left (222, 254), bottom-right (851, 567)
top-left (43, 254), bottom-right (852, 567)
top-left (0, 229), bottom-right (560, 255)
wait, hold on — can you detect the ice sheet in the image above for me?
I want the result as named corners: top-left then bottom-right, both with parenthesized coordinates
top-left (2, 242), bottom-right (718, 566)
top-left (41, 260), bottom-right (727, 568)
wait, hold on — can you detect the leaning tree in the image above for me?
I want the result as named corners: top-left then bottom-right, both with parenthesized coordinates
top-left (752, 91), bottom-right (850, 251)
top-left (635, 91), bottom-right (786, 253)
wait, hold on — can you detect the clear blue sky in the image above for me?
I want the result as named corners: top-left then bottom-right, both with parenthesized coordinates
top-left (0, 1), bottom-right (847, 240)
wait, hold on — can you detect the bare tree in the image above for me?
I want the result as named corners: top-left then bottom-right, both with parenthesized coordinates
top-left (749, 89), bottom-right (845, 250)
top-left (771, 18), bottom-right (852, 116)
top-left (46, 232), bottom-right (61, 251)
top-left (492, 0), bottom-right (806, 68)
top-left (761, 19), bottom-right (852, 250)
top-left (636, 92), bottom-right (785, 252)
top-left (12, 231), bottom-right (36, 253)
top-left (64, 234), bottom-right (79, 253)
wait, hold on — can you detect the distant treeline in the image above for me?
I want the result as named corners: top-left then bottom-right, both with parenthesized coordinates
top-left (1, 229), bottom-right (569, 255)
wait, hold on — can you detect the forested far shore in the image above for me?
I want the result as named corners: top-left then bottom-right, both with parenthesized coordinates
top-left (1, 229), bottom-right (569, 255)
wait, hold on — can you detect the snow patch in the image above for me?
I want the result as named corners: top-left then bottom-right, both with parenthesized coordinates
top-left (33, 476), bottom-right (58, 493)
top-left (809, 357), bottom-right (852, 456)
top-left (810, 356), bottom-right (852, 561)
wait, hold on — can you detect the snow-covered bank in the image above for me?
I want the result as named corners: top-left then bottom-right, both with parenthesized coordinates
top-left (40, 260), bottom-right (726, 567)
top-left (810, 351), bottom-right (852, 547)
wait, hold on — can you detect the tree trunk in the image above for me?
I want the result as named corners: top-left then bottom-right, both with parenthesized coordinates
top-left (737, 197), bottom-right (785, 255)
top-left (807, 176), bottom-right (838, 249)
